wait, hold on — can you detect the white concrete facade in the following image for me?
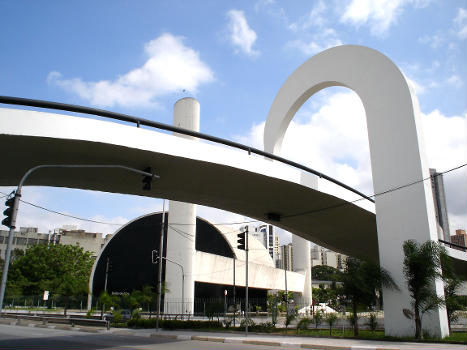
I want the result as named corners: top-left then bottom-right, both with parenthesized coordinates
top-left (292, 235), bottom-right (312, 305)
top-left (194, 228), bottom-right (305, 293)
top-left (165, 98), bottom-right (200, 314)
top-left (263, 45), bottom-right (449, 337)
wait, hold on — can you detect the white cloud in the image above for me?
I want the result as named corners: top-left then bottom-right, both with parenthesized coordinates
top-left (289, 0), bottom-right (327, 31)
top-left (453, 8), bottom-right (467, 39)
top-left (241, 90), bottom-right (467, 232)
top-left (446, 74), bottom-right (464, 88)
top-left (418, 33), bottom-right (444, 49)
top-left (286, 28), bottom-right (343, 56)
top-left (420, 110), bottom-right (467, 232)
top-left (48, 33), bottom-right (214, 108)
top-left (254, 0), bottom-right (288, 22)
top-left (285, 2), bottom-right (342, 56)
top-left (255, 0), bottom-right (275, 11)
top-left (405, 76), bottom-right (426, 95)
top-left (226, 10), bottom-right (260, 57)
top-left (340, 0), bottom-right (432, 36)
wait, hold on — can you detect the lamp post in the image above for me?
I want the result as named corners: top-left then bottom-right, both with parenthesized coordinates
top-left (224, 289), bottom-right (227, 317)
top-left (0, 164), bottom-right (158, 314)
top-left (161, 257), bottom-right (185, 318)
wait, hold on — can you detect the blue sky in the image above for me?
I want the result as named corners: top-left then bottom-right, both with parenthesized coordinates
top-left (1, 0), bottom-right (466, 243)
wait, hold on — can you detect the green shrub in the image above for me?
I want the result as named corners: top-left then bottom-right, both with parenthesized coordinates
top-left (86, 308), bottom-right (95, 318)
top-left (249, 322), bottom-right (275, 333)
top-left (112, 310), bottom-right (123, 324)
top-left (325, 313), bottom-right (338, 335)
top-left (127, 319), bottom-right (223, 329)
top-left (131, 309), bottom-right (141, 321)
top-left (314, 310), bottom-right (323, 328)
top-left (296, 317), bottom-right (312, 334)
top-left (240, 317), bottom-right (255, 330)
top-left (366, 313), bottom-right (378, 332)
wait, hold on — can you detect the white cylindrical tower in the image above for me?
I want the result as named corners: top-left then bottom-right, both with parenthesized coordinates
top-left (292, 235), bottom-right (312, 307)
top-left (165, 97), bottom-right (199, 315)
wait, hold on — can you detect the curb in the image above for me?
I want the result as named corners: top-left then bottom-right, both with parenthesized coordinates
top-left (0, 321), bottom-right (407, 350)
top-left (148, 332), bottom-right (402, 350)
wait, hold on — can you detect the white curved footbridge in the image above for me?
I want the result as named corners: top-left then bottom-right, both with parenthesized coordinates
top-left (0, 105), bottom-right (377, 260)
top-left (0, 45), bottom-right (465, 337)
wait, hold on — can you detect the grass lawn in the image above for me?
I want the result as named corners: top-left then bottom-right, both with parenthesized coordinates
top-left (287, 327), bottom-right (467, 343)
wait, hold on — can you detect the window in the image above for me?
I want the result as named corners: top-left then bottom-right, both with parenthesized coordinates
top-left (16, 237), bottom-right (27, 245)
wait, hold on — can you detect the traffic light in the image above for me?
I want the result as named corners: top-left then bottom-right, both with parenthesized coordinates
top-left (142, 167), bottom-right (152, 191)
top-left (237, 231), bottom-right (246, 250)
top-left (2, 195), bottom-right (16, 228)
top-left (151, 249), bottom-right (159, 264)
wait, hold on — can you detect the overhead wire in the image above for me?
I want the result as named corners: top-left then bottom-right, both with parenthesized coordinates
top-left (282, 163), bottom-right (466, 219)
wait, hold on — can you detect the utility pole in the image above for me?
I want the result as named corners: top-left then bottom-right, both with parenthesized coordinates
top-left (285, 267), bottom-right (288, 321)
top-left (156, 199), bottom-right (166, 331)
top-left (104, 257), bottom-right (110, 292)
top-left (233, 257), bottom-right (236, 327)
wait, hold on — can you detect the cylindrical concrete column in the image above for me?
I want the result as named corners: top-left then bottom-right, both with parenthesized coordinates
top-left (292, 235), bottom-right (312, 307)
top-left (165, 97), bottom-right (199, 315)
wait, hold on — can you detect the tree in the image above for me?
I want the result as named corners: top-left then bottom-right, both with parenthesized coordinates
top-left (140, 285), bottom-right (157, 316)
top-left (444, 276), bottom-right (464, 332)
top-left (98, 291), bottom-right (120, 319)
top-left (325, 312), bottom-right (338, 335)
top-left (402, 240), bottom-right (447, 339)
top-left (341, 257), bottom-right (397, 336)
top-left (440, 246), bottom-right (465, 333)
top-left (6, 244), bottom-right (94, 315)
top-left (312, 265), bottom-right (342, 281)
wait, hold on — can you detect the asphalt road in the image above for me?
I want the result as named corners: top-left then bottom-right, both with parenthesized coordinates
top-left (0, 324), bottom-right (303, 350)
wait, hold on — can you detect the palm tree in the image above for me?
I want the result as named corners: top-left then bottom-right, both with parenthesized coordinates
top-left (440, 248), bottom-right (464, 333)
top-left (402, 240), bottom-right (447, 339)
top-left (341, 257), bottom-right (398, 336)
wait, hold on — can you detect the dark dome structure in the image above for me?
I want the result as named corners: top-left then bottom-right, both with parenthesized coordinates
top-left (90, 212), bottom-right (235, 297)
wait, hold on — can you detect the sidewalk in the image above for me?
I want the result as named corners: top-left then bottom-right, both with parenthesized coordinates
top-left (1, 317), bottom-right (464, 350)
top-left (113, 328), bottom-right (466, 350)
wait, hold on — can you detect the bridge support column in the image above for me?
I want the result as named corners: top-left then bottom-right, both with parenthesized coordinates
top-left (165, 98), bottom-right (200, 315)
top-left (292, 235), bottom-right (312, 307)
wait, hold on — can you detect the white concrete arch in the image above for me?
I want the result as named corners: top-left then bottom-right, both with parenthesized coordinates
top-left (264, 45), bottom-right (448, 337)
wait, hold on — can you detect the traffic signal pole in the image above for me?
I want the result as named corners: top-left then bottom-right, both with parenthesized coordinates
top-left (156, 199), bottom-right (166, 331)
top-left (0, 164), bottom-right (158, 314)
top-left (236, 226), bottom-right (249, 336)
top-left (245, 226), bottom-right (249, 337)
top-left (0, 192), bottom-right (20, 314)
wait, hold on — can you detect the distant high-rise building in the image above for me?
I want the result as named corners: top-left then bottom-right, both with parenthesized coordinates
top-left (310, 244), bottom-right (347, 272)
top-left (451, 229), bottom-right (466, 249)
top-left (278, 243), bottom-right (293, 271)
top-left (252, 224), bottom-right (277, 261)
top-left (430, 168), bottom-right (450, 241)
top-left (273, 235), bottom-right (280, 265)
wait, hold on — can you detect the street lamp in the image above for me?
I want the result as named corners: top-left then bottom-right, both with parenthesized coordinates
top-left (153, 253), bottom-right (185, 318)
top-left (0, 164), bottom-right (159, 313)
top-left (224, 289), bottom-right (227, 317)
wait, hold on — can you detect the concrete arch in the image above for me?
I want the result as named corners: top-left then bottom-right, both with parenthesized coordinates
top-left (264, 45), bottom-right (448, 337)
